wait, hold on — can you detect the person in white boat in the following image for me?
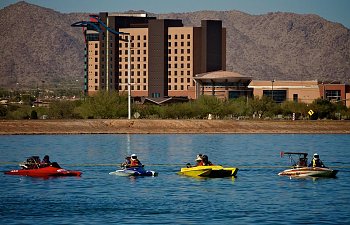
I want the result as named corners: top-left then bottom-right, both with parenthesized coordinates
top-left (308, 153), bottom-right (326, 168)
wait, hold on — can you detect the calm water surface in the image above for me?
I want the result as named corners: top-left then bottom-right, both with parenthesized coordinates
top-left (1, 134), bottom-right (350, 224)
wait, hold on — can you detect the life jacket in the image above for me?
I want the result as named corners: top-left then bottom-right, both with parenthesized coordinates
top-left (312, 158), bottom-right (321, 167)
top-left (130, 159), bottom-right (141, 167)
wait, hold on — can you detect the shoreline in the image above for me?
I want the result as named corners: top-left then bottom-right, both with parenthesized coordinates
top-left (0, 119), bottom-right (350, 135)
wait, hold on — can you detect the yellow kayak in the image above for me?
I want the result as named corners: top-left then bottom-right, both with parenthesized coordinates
top-left (178, 165), bottom-right (238, 178)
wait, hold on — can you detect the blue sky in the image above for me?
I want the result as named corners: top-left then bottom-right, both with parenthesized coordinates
top-left (1, 0), bottom-right (349, 28)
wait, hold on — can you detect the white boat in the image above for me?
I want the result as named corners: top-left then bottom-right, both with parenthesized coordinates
top-left (278, 152), bottom-right (338, 178)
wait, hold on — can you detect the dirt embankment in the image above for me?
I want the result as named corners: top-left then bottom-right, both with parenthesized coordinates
top-left (0, 120), bottom-right (349, 135)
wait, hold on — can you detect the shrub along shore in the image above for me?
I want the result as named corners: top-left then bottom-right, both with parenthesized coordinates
top-left (0, 119), bottom-right (349, 135)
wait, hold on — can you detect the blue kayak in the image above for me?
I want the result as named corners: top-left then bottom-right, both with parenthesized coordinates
top-left (109, 166), bottom-right (158, 177)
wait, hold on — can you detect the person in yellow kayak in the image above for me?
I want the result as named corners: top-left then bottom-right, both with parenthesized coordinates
top-left (308, 153), bottom-right (325, 168)
top-left (195, 154), bottom-right (213, 166)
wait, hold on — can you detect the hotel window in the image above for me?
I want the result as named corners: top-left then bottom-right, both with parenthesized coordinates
top-left (181, 49), bottom-right (184, 54)
top-left (168, 71), bottom-right (171, 76)
top-left (181, 34), bottom-right (184, 39)
top-left (110, 43), bottom-right (113, 47)
top-left (175, 49), bottom-right (178, 54)
top-left (168, 64), bottom-right (171, 68)
top-left (181, 71), bottom-right (184, 76)
top-left (187, 63), bottom-right (190, 68)
top-left (168, 35), bottom-right (171, 39)
top-left (181, 56), bottom-right (184, 61)
top-left (95, 79), bottom-right (98, 83)
top-left (174, 78), bottom-right (177, 83)
top-left (137, 86), bottom-right (140, 90)
top-left (168, 49), bottom-right (171, 54)
top-left (119, 57), bottom-right (122, 62)
top-left (187, 34), bottom-right (190, 39)
top-left (174, 85), bottom-right (177, 90)
top-left (168, 42), bottom-right (171, 47)
top-left (143, 57), bottom-right (146, 61)
top-left (175, 64), bottom-right (178, 68)
top-left (125, 50), bottom-right (128, 54)
top-left (293, 94), bottom-right (298, 102)
top-left (95, 65), bottom-right (98, 69)
top-left (137, 71), bottom-right (140, 76)
top-left (137, 64), bottom-right (140, 69)
top-left (143, 71), bottom-right (146, 76)
top-left (187, 56), bottom-right (190, 61)
top-left (143, 86), bottom-right (147, 90)
top-left (143, 50), bottom-right (146, 54)
top-left (95, 43), bottom-right (98, 48)
top-left (187, 42), bottom-right (190, 46)
top-left (95, 51), bottom-right (98, 55)
top-left (137, 57), bottom-right (140, 62)
top-left (181, 63), bottom-right (184, 68)
top-left (187, 49), bottom-right (190, 54)
top-left (95, 58), bottom-right (98, 62)
top-left (143, 64), bottom-right (146, 69)
top-left (181, 78), bottom-right (184, 83)
top-left (187, 78), bottom-right (190, 83)
top-left (137, 50), bottom-right (140, 54)
top-left (181, 42), bottom-right (184, 47)
top-left (181, 85), bottom-right (184, 90)
top-left (143, 78), bottom-right (146, 83)
top-left (95, 72), bottom-right (98, 76)
top-left (175, 42), bottom-right (178, 47)
top-left (168, 57), bottom-right (171, 61)
top-left (175, 56), bottom-right (178, 61)
top-left (169, 85), bottom-right (171, 90)
top-left (137, 78), bottom-right (140, 83)
top-left (187, 71), bottom-right (190, 75)
top-left (175, 35), bottom-right (178, 39)
top-left (119, 43), bottom-right (122, 47)
top-left (131, 50), bottom-right (134, 54)
top-left (131, 36), bottom-right (134, 40)
top-left (143, 43), bottom-right (146, 47)
top-left (143, 35), bottom-right (146, 40)
top-left (174, 71), bottom-right (177, 76)
top-left (137, 35), bottom-right (140, 40)
top-left (131, 43), bottom-right (134, 48)
top-left (168, 78), bottom-right (171, 83)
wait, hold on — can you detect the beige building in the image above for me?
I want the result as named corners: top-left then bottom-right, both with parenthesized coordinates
top-left (75, 13), bottom-right (226, 100)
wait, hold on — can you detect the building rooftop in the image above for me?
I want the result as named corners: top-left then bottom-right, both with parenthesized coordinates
top-left (194, 70), bottom-right (252, 83)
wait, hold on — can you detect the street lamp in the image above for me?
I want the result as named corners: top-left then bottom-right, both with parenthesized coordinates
top-left (271, 79), bottom-right (275, 101)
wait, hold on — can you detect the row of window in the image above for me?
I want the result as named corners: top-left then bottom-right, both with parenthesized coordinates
top-left (168, 56), bottom-right (190, 61)
top-left (168, 70), bottom-right (191, 76)
top-left (168, 48), bottom-right (191, 54)
top-left (168, 78), bottom-right (192, 84)
top-left (168, 41), bottom-right (191, 47)
top-left (168, 63), bottom-right (191, 69)
top-left (168, 34), bottom-right (191, 40)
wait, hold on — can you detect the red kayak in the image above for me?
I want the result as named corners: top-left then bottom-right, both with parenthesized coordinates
top-left (4, 156), bottom-right (82, 177)
top-left (5, 165), bottom-right (82, 177)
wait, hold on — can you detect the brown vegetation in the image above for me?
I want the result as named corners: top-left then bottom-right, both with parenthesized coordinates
top-left (0, 119), bottom-right (349, 134)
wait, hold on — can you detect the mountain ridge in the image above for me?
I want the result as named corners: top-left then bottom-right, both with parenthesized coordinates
top-left (1, 1), bottom-right (349, 89)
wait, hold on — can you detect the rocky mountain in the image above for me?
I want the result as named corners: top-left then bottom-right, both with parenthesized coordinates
top-left (1, 1), bottom-right (349, 89)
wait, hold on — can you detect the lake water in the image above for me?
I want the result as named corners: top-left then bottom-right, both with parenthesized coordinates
top-left (1, 134), bottom-right (350, 225)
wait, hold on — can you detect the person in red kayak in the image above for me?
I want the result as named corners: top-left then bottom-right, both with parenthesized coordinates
top-left (41, 155), bottom-right (51, 166)
top-left (130, 154), bottom-right (142, 167)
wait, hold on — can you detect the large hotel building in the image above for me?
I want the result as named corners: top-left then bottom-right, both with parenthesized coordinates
top-left (82, 13), bottom-right (225, 100)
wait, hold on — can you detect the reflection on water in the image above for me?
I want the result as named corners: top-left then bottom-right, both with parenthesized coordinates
top-left (0, 134), bottom-right (350, 224)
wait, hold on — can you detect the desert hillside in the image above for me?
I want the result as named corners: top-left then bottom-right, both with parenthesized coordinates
top-left (1, 2), bottom-right (349, 89)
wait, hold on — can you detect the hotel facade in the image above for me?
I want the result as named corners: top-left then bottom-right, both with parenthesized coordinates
top-left (80, 13), bottom-right (226, 100)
